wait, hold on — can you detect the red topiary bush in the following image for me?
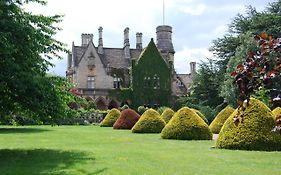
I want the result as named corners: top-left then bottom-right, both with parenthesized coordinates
top-left (113, 109), bottom-right (140, 129)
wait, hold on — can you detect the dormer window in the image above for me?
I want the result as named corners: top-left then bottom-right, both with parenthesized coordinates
top-left (87, 76), bottom-right (95, 89)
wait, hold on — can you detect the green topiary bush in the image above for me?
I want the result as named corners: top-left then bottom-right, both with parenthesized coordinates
top-left (209, 106), bottom-right (235, 134)
top-left (216, 98), bottom-right (281, 151)
top-left (137, 106), bottom-right (147, 115)
top-left (161, 107), bottom-right (212, 140)
top-left (190, 108), bottom-right (209, 124)
top-left (113, 109), bottom-right (140, 130)
top-left (272, 107), bottom-right (281, 126)
top-left (161, 108), bottom-right (175, 123)
top-left (132, 109), bottom-right (166, 133)
top-left (100, 108), bottom-right (121, 127)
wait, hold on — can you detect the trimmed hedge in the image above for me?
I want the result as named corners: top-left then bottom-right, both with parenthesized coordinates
top-left (216, 98), bottom-right (281, 151)
top-left (100, 108), bottom-right (121, 127)
top-left (113, 109), bottom-right (140, 130)
top-left (272, 107), bottom-right (281, 126)
top-left (161, 108), bottom-right (175, 123)
top-left (209, 106), bottom-right (235, 134)
top-left (161, 107), bottom-right (212, 140)
top-left (191, 108), bottom-right (208, 124)
top-left (132, 109), bottom-right (166, 133)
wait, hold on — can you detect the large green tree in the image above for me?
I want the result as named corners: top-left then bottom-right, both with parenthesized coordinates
top-left (210, 0), bottom-right (281, 107)
top-left (0, 0), bottom-right (69, 123)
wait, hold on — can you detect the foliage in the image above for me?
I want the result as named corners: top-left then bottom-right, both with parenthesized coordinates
top-left (120, 104), bottom-right (129, 111)
top-left (131, 39), bottom-right (172, 108)
top-left (0, 0), bottom-right (68, 123)
top-left (137, 106), bottom-right (147, 115)
top-left (231, 33), bottom-right (281, 109)
top-left (132, 109), bottom-right (166, 133)
top-left (113, 109), bottom-right (140, 129)
top-left (160, 108), bottom-right (175, 123)
top-left (161, 107), bottom-right (212, 140)
top-left (190, 108), bottom-right (208, 124)
top-left (272, 107), bottom-right (281, 125)
top-left (100, 108), bottom-right (121, 127)
top-left (211, 1), bottom-right (281, 107)
top-left (209, 106), bottom-right (235, 134)
top-left (216, 98), bottom-right (281, 151)
top-left (157, 106), bottom-right (168, 115)
top-left (183, 59), bottom-right (224, 109)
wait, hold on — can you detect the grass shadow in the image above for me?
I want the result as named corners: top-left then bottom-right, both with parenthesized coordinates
top-left (0, 128), bottom-right (51, 134)
top-left (0, 149), bottom-right (107, 175)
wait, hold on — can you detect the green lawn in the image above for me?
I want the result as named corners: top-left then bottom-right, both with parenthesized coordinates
top-left (0, 126), bottom-right (280, 175)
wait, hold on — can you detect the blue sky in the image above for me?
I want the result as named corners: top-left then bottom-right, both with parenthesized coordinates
top-left (24, 0), bottom-right (274, 76)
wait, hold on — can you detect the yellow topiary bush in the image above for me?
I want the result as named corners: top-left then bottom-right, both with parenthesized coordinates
top-left (161, 107), bottom-right (212, 140)
top-left (216, 98), bottom-right (281, 151)
top-left (209, 106), bottom-right (235, 134)
top-left (132, 109), bottom-right (166, 133)
top-left (161, 108), bottom-right (175, 123)
top-left (272, 107), bottom-right (281, 126)
top-left (190, 108), bottom-right (208, 124)
top-left (100, 108), bottom-right (121, 127)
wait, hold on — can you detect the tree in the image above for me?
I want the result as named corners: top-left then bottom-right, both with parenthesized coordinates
top-left (0, 0), bottom-right (69, 123)
top-left (211, 0), bottom-right (281, 107)
top-left (176, 58), bottom-right (224, 121)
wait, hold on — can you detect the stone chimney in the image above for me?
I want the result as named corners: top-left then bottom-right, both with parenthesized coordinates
top-left (81, 33), bottom-right (93, 46)
top-left (190, 62), bottom-right (196, 75)
top-left (156, 25), bottom-right (175, 54)
top-left (98, 27), bottom-right (104, 54)
top-left (124, 27), bottom-right (131, 59)
top-left (67, 53), bottom-right (72, 69)
top-left (136, 32), bottom-right (143, 49)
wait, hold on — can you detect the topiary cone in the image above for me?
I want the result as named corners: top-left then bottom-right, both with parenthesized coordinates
top-left (113, 109), bottom-right (140, 130)
top-left (216, 98), bottom-right (281, 151)
top-left (132, 109), bottom-right (166, 133)
top-left (161, 107), bottom-right (212, 140)
top-left (272, 107), bottom-right (281, 126)
top-left (209, 106), bottom-right (235, 134)
top-left (100, 108), bottom-right (121, 127)
top-left (161, 108), bottom-right (175, 123)
top-left (190, 108), bottom-right (209, 124)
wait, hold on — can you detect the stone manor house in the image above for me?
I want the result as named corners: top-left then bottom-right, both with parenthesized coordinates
top-left (66, 25), bottom-right (196, 110)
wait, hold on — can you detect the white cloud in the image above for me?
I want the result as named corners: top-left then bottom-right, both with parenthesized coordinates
top-left (179, 4), bottom-right (207, 16)
top-left (174, 47), bottom-right (214, 73)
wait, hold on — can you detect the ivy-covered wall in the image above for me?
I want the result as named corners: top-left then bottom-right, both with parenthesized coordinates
top-left (131, 39), bottom-right (172, 108)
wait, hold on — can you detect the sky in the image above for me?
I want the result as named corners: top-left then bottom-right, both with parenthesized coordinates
top-left (24, 0), bottom-right (274, 76)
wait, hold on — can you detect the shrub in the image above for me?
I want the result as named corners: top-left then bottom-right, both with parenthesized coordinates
top-left (209, 106), bottom-right (235, 134)
top-left (161, 108), bottom-right (175, 123)
top-left (113, 109), bottom-right (140, 129)
top-left (216, 98), bottom-right (281, 151)
top-left (272, 107), bottom-right (281, 126)
top-left (190, 108), bottom-right (209, 124)
top-left (132, 109), bottom-right (166, 133)
top-left (120, 104), bottom-right (129, 111)
top-left (137, 106), bottom-right (147, 115)
top-left (161, 107), bottom-right (212, 140)
top-left (157, 106), bottom-right (168, 115)
top-left (100, 108), bottom-right (121, 127)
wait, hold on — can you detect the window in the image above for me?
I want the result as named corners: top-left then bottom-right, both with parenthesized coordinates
top-left (87, 76), bottom-right (95, 89)
top-left (113, 77), bottom-right (121, 89)
top-left (153, 74), bottom-right (160, 89)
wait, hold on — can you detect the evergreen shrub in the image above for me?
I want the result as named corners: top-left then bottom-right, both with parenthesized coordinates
top-left (161, 107), bottom-right (212, 140)
top-left (100, 108), bottom-right (121, 127)
top-left (191, 108), bottom-right (209, 124)
top-left (272, 107), bottom-right (281, 126)
top-left (216, 98), bottom-right (281, 151)
top-left (132, 109), bottom-right (166, 133)
top-left (113, 109), bottom-right (140, 129)
top-left (161, 108), bottom-right (175, 123)
top-left (209, 106), bottom-right (235, 133)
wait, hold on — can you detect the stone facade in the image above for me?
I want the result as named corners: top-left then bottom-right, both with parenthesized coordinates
top-left (66, 25), bottom-right (195, 109)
